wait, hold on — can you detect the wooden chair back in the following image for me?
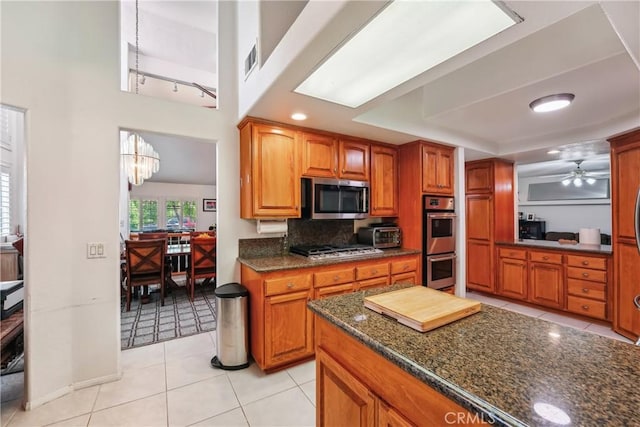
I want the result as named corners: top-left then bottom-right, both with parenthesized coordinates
top-left (186, 236), bottom-right (216, 300)
top-left (190, 231), bottom-right (216, 238)
top-left (139, 232), bottom-right (169, 244)
top-left (124, 239), bottom-right (166, 311)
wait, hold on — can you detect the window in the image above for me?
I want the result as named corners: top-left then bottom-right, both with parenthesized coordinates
top-left (0, 167), bottom-right (10, 236)
top-left (129, 198), bottom-right (159, 232)
top-left (165, 200), bottom-right (197, 230)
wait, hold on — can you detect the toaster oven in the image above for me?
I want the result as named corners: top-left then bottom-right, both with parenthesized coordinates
top-left (357, 227), bottom-right (401, 248)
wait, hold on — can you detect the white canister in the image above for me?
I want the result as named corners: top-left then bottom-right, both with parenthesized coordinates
top-left (579, 228), bottom-right (601, 245)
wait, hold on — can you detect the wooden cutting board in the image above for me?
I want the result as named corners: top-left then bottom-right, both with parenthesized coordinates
top-left (364, 287), bottom-right (481, 332)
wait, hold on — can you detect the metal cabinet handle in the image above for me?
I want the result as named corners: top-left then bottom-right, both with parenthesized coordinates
top-left (542, 256), bottom-right (549, 260)
top-left (582, 288), bottom-right (589, 293)
top-left (287, 283), bottom-right (294, 289)
top-left (582, 272), bottom-right (589, 278)
top-left (634, 294), bottom-right (640, 309)
top-left (582, 261), bottom-right (589, 266)
top-left (636, 187), bottom-right (640, 255)
top-left (371, 269), bottom-right (378, 274)
top-left (333, 275), bottom-right (340, 282)
top-left (582, 305), bottom-right (590, 311)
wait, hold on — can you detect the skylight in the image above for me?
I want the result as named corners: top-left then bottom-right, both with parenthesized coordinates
top-left (295, 1), bottom-right (520, 108)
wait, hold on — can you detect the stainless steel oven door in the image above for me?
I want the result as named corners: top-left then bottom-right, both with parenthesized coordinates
top-left (426, 253), bottom-right (456, 290)
top-left (426, 212), bottom-right (456, 254)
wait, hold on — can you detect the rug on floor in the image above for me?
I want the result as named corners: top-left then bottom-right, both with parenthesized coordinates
top-left (121, 285), bottom-right (217, 350)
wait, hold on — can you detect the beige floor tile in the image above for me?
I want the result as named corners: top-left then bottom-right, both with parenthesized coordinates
top-left (226, 363), bottom-right (297, 406)
top-left (8, 386), bottom-right (98, 427)
top-left (166, 351), bottom-right (225, 390)
top-left (45, 413), bottom-right (91, 426)
top-left (501, 303), bottom-right (546, 318)
top-left (165, 333), bottom-right (215, 363)
top-left (121, 341), bottom-right (165, 371)
top-left (299, 380), bottom-right (316, 407)
top-left (93, 363), bottom-right (166, 411)
top-left (1, 398), bottom-right (21, 426)
top-left (189, 407), bottom-right (248, 426)
top-left (466, 292), bottom-right (509, 308)
top-left (242, 387), bottom-right (315, 427)
top-left (167, 375), bottom-right (239, 427)
top-left (88, 393), bottom-right (166, 427)
top-left (585, 323), bottom-right (634, 343)
top-left (538, 312), bottom-right (590, 330)
top-left (286, 360), bottom-right (316, 385)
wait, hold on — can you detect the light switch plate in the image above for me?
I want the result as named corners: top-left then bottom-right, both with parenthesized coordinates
top-left (87, 242), bottom-right (106, 259)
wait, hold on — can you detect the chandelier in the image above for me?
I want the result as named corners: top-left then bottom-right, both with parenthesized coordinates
top-left (120, 133), bottom-right (160, 186)
top-left (561, 160), bottom-right (595, 187)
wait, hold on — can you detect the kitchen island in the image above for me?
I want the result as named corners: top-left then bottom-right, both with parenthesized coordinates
top-left (308, 285), bottom-right (639, 426)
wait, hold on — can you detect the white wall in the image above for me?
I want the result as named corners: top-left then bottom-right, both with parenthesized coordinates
top-left (518, 175), bottom-right (612, 235)
top-left (129, 181), bottom-right (217, 232)
top-left (1, 0), bottom-right (260, 408)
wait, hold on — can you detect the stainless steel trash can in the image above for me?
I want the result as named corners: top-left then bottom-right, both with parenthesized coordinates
top-left (211, 283), bottom-right (250, 370)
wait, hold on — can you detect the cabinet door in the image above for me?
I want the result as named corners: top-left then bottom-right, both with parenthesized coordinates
top-left (466, 195), bottom-right (492, 241)
top-left (497, 257), bottom-right (527, 300)
top-left (251, 124), bottom-right (300, 217)
top-left (265, 290), bottom-right (313, 368)
top-left (466, 240), bottom-right (494, 292)
top-left (317, 349), bottom-right (376, 427)
top-left (421, 145), bottom-right (453, 194)
top-left (530, 262), bottom-right (564, 309)
top-left (614, 148), bottom-right (640, 241)
top-left (370, 145), bottom-right (398, 216)
top-left (339, 140), bottom-right (370, 181)
top-left (615, 242), bottom-right (640, 338)
top-left (378, 399), bottom-right (415, 427)
top-left (301, 132), bottom-right (338, 178)
top-left (465, 162), bottom-right (493, 194)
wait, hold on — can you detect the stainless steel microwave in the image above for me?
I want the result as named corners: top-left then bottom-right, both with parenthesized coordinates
top-left (301, 177), bottom-right (369, 219)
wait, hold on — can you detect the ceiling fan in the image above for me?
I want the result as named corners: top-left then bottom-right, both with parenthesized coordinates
top-left (560, 160), bottom-right (596, 187)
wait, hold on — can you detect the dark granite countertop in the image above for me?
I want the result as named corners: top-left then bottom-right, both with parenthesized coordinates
top-left (238, 248), bottom-right (421, 272)
top-left (308, 285), bottom-right (639, 427)
top-left (497, 239), bottom-right (612, 254)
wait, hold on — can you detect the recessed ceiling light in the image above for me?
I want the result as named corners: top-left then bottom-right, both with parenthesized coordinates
top-left (291, 113), bottom-right (307, 121)
top-left (529, 93), bottom-right (575, 113)
top-left (547, 150), bottom-right (560, 154)
top-left (295, 1), bottom-right (520, 108)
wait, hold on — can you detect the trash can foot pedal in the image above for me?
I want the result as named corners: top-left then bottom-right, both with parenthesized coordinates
top-left (211, 355), bottom-right (249, 371)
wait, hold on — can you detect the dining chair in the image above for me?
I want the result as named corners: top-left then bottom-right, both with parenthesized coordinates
top-left (124, 239), bottom-right (166, 311)
top-left (186, 236), bottom-right (216, 301)
top-left (139, 232), bottom-right (174, 288)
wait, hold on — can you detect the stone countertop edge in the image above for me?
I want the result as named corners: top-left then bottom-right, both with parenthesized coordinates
top-left (307, 298), bottom-right (524, 427)
top-left (237, 248), bottom-right (422, 272)
top-left (496, 239), bottom-right (612, 254)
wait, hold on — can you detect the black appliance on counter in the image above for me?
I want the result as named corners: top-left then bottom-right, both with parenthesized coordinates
top-left (519, 220), bottom-right (546, 240)
top-left (422, 196), bottom-right (456, 290)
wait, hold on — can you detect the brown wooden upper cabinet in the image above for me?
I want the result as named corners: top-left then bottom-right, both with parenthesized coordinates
top-left (301, 132), bottom-right (338, 178)
top-left (239, 120), bottom-right (301, 218)
top-left (465, 161), bottom-right (493, 193)
top-left (370, 144), bottom-right (398, 217)
top-left (302, 134), bottom-right (370, 181)
top-left (422, 143), bottom-right (454, 195)
top-left (339, 139), bottom-right (370, 181)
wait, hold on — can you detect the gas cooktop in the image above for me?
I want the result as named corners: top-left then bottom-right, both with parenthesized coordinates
top-left (290, 244), bottom-right (383, 260)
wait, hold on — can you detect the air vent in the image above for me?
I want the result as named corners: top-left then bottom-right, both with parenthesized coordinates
top-left (244, 43), bottom-right (257, 78)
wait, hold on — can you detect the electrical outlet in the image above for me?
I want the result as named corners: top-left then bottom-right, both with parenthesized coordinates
top-left (87, 242), bottom-right (106, 259)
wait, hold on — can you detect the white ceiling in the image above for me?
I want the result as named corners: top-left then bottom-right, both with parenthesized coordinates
top-left (246, 1), bottom-right (640, 171)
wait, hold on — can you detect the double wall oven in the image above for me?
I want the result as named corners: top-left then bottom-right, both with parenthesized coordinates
top-left (423, 196), bottom-right (457, 290)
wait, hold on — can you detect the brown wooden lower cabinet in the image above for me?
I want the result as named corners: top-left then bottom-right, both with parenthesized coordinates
top-left (496, 245), bottom-right (611, 320)
top-left (466, 239), bottom-right (494, 292)
top-left (241, 254), bottom-right (420, 372)
top-left (316, 316), bottom-right (482, 426)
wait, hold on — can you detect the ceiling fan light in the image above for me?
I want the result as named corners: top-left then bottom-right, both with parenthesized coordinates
top-left (573, 177), bottom-right (583, 187)
top-left (561, 178), bottom-right (571, 186)
top-left (586, 177), bottom-right (596, 185)
top-left (529, 93), bottom-right (575, 113)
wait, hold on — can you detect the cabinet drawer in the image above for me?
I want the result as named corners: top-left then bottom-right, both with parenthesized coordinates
top-left (314, 283), bottom-right (354, 299)
top-left (357, 276), bottom-right (390, 291)
top-left (498, 247), bottom-right (527, 260)
top-left (390, 258), bottom-right (418, 275)
top-left (567, 279), bottom-right (606, 301)
top-left (566, 255), bottom-right (607, 270)
top-left (567, 295), bottom-right (606, 320)
top-left (529, 251), bottom-right (562, 264)
top-left (356, 262), bottom-right (389, 280)
top-left (567, 267), bottom-right (606, 283)
top-left (314, 267), bottom-right (355, 288)
top-left (391, 272), bottom-right (417, 286)
top-left (265, 274), bottom-right (312, 296)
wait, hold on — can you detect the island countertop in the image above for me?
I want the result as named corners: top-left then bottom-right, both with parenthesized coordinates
top-left (497, 239), bottom-right (612, 254)
top-left (308, 286), bottom-right (639, 426)
top-left (237, 248), bottom-right (421, 272)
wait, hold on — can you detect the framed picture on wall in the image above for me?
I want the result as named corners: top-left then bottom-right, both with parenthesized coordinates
top-left (203, 199), bottom-right (216, 212)
top-left (526, 213), bottom-right (535, 221)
